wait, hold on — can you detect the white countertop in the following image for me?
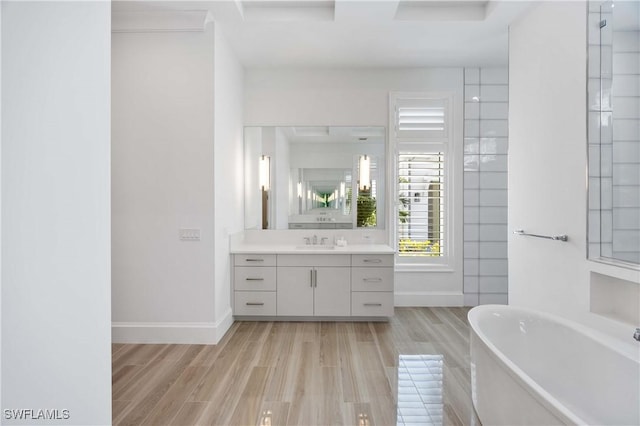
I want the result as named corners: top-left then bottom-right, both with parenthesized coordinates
top-left (230, 243), bottom-right (395, 255)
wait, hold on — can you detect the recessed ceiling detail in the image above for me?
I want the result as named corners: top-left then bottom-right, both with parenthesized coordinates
top-left (241, 0), bottom-right (335, 21)
top-left (394, 0), bottom-right (489, 21)
top-left (113, 1), bottom-right (535, 68)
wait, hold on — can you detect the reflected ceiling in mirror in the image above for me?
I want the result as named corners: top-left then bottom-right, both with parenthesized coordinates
top-left (244, 126), bottom-right (386, 230)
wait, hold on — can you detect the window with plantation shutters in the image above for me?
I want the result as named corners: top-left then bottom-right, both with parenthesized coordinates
top-left (398, 153), bottom-right (444, 256)
top-left (395, 98), bottom-right (447, 141)
top-left (390, 93), bottom-right (452, 265)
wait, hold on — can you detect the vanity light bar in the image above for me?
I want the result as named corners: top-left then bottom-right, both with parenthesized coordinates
top-left (359, 155), bottom-right (371, 191)
top-left (259, 155), bottom-right (270, 191)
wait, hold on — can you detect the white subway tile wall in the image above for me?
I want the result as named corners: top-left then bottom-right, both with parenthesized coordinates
top-left (463, 67), bottom-right (509, 306)
top-left (478, 293), bottom-right (508, 305)
top-left (588, 1), bottom-right (640, 264)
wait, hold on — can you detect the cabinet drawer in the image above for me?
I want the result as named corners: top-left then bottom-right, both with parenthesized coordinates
top-left (234, 254), bottom-right (276, 267)
top-left (277, 254), bottom-right (350, 267)
top-left (234, 291), bottom-right (276, 316)
top-left (351, 267), bottom-right (394, 292)
top-left (351, 292), bottom-right (394, 317)
top-left (234, 267), bottom-right (276, 291)
top-left (351, 254), bottom-right (393, 268)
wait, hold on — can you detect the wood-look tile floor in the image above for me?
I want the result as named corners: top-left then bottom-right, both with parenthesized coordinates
top-left (112, 307), bottom-right (481, 426)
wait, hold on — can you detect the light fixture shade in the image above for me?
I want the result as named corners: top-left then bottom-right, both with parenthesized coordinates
top-left (259, 155), bottom-right (270, 191)
top-left (359, 155), bottom-right (371, 191)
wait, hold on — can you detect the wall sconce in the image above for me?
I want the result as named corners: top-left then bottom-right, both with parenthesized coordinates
top-left (297, 181), bottom-right (302, 198)
top-left (359, 155), bottom-right (371, 191)
top-left (259, 155), bottom-right (270, 191)
top-left (259, 155), bottom-right (270, 229)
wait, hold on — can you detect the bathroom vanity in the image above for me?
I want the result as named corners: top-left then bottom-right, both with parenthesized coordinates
top-left (231, 244), bottom-right (394, 320)
top-left (237, 125), bottom-right (394, 320)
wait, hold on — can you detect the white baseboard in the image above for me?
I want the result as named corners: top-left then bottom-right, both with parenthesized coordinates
top-left (112, 308), bottom-right (234, 345)
top-left (213, 307), bottom-right (233, 343)
top-left (394, 291), bottom-right (464, 307)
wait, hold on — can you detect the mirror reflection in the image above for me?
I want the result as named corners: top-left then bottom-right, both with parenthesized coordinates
top-left (244, 126), bottom-right (385, 230)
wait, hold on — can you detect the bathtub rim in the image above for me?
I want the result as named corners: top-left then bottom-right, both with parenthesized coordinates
top-left (468, 304), bottom-right (639, 426)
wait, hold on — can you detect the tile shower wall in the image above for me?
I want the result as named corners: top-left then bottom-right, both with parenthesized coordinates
top-left (588, 2), bottom-right (640, 264)
top-left (463, 68), bottom-right (509, 306)
top-left (610, 6), bottom-right (640, 264)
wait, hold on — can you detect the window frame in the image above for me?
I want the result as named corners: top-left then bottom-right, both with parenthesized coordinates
top-left (389, 92), bottom-right (456, 271)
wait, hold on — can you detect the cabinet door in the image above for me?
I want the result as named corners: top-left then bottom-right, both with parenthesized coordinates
top-left (277, 267), bottom-right (313, 316)
top-left (314, 267), bottom-right (351, 316)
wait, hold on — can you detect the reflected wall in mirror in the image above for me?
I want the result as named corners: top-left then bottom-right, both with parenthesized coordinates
top-left (244, 126), bottom-right (386, 230)
top-left (588, 1), bottom-right (640, 266)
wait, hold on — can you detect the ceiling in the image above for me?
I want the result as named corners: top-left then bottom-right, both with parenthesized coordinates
top-left (113, 0), bottom-right (534, 68)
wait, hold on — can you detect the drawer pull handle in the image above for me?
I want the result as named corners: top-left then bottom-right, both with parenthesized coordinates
top-left (363, 278), bottom-right (382, 282)
top-left (364, 303), bottom-right (383, 307)
top-left (245, 259), bottom-right (264, 262)
top-left (363, 259), bottom-right (382, 263)
top-left (245, 278), bottom-right (265, 281)
top-left (246, 302), bottom-right (265, 306)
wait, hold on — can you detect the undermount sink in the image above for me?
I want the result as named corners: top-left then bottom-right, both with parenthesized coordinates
top-left (295, 245), bottom-right (336, 250)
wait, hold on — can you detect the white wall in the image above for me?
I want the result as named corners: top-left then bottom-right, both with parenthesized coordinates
top-left (2, 2), bottom-right (112, 424)
top-left (509, 2), bottom-right (639, 337)
top-left (1, 0), bottom-right (4, 409)
top-left (245, 68), bottom-right (462, 127)
top-left (509, 1), bottom-right (589, 318)
top-left (274, 127), bottom-right (290, 229)
top-left (213, 24), bottom-right (244, 338)
top-left (112, 24), bottom-right (217, 342)
top-left (245, 68), bottom-right (465, 306)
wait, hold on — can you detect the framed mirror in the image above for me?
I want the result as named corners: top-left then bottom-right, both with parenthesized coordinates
top-left (244, 126), bottom-right (386, 230)
top-left (587, 1), bottom-right (640, 266)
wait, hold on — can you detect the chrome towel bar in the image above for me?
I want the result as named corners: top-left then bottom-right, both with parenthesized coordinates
top-left (514, 229), bottom-right (568, 242)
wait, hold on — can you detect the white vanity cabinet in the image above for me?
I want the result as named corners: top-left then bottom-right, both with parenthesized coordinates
top-left (231, 249), bottom-right (394, 320)
top-left (233, 254), bottom-right (277, 316)
top-left (276, 254), bottom-right (351, 316)
top-left (350, 254), bottom-right (394, 317)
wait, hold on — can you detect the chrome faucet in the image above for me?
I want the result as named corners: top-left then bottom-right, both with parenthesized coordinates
top-left (312, 235), bottom-right (318, 245)
top-left (321, 237), bottom-right (329, 245)
top-left (303, 237), bottom-right (311, 245)
top-left (634, 328), bottom-right (640, 342)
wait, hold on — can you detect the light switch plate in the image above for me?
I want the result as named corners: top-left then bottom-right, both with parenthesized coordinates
top-left (179, 228), bottom-right (201, 241)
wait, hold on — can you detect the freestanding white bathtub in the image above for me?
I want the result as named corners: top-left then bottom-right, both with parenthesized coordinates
top-left (468, 305), bottom-right (639, 426)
